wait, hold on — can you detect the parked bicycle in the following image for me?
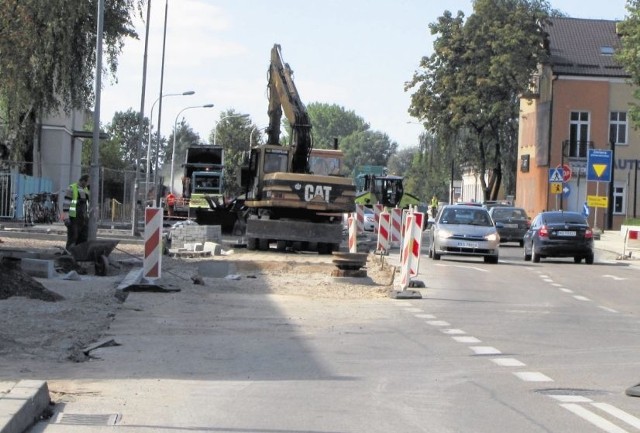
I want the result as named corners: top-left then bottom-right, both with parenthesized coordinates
top-left (23, 192), bottom-right (59, 225)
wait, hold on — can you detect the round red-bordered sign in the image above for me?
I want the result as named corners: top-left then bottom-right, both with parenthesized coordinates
top-left (562, 164), bottom-right (572, 182)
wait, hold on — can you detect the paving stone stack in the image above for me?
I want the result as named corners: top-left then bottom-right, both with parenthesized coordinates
top-left (170, 225), bottom-right (221, 249)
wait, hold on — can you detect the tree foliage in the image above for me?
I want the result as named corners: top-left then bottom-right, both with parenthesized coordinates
top-left (208, 110), bottom-right (255, 197)
top-left (306, 103), bottom-right (369, 149)
top-left (616, 0), bottom-right (640, 128)
top-left (0, 0), bottom-right (142, 158)
top-left (406, 0), bottom-right (551, 201)
top-left (340, 130), bottom-right (398, 176)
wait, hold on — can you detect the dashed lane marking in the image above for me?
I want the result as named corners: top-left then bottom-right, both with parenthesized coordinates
top-left (470, 346), bottom-right (501, 355)
top-left (573, 295), bottom-right (591, 301)
top-left (599, 306), bottom-right (618, 313)
top-left (441, 329), bottom-right (466, 335)
top-left (548, 395), bottom-right (593, 403)
top-left (415, 314), bottom-right (436, 319)
top-left (491, 358), bottom-right (525, 367)
top-left (513, 372), bottom-right (554, 382)
top-left (452, 336), bottom-right (481, 344)
top-left (560, 404), bottom-right (629, 433)
top-left (591, 402), bottom-right (640, 430)
top-left (602, 275), bottom-right (627, 281)
top-left (560, 288), bottom-right (574, 293)
top-left (426, 320), bottom-right (450, 327)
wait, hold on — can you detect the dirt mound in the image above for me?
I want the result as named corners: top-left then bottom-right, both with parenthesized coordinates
top-left (0, 259), bottom-right (64, 302)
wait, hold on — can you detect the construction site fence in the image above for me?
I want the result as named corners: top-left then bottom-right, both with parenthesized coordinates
top-left (0, 161), bottom-right (164, 227)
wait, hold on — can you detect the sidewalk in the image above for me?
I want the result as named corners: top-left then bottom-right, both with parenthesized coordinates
top-left (594, 229), bottom-right (640, 261)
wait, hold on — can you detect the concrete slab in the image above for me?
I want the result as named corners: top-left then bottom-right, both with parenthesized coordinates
top-left (0, 380), bottom-right (50, 433)
top-left (21, 258), bottom-right (55, 279)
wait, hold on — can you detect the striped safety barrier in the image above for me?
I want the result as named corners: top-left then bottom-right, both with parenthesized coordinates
top-left (390, 207), bottom-right (403, 245)
top-left (144, 207), bottom-right (163, 279)
top-left (376, 210), bottom-right (391, 254)
top-left (398, 211), bottom-right (424, 290)
top-left (348, 212), bottom-right (358, 253)
top-left (373, 204), bottom-right (384, 233)
top-left (355, 204), bottom-right (365, 233)
top-left (624, 227), bottom-right (640, 257)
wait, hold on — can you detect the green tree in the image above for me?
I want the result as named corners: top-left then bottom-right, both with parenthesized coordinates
top-left (0, 0), bottom-right (142, 160)
top-left (341, 130), bottom-right (398, 176)
top-left (407, 0), bottom-right (551, 200)
top-left (306, 103), bottom-right (369, 149)
top-left (208, 110), bottom-right (255, 197)
top-left (616, 0), bottom-right (640, 128)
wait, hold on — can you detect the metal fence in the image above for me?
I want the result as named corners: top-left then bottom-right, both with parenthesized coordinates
top-left (0, 162), bottom-right (150, 228)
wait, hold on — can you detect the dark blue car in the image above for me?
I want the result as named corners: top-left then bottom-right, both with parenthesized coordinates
top-left (523, 211), bottom-right (594, 264)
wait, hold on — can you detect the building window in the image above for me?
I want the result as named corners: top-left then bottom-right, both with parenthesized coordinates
top-left (609, 112), bottom-right (628, 145)
top-left (569, 111), bottom-right (590, 158)
top-left (614, 182), bottom-right (625, 214)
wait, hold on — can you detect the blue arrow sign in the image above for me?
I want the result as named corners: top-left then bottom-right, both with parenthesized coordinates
top-left (587, 149), bottom-right (612, 182)
top-left (562, 184), bottom-right (571, 198)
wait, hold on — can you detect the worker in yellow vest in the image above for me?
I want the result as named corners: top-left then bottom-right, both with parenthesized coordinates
top-left (62, 174), bottom-right (90, 250)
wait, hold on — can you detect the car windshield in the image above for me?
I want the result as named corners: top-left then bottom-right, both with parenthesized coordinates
top-left (440, 208), bottom-right (492, 226)
top-left (493, 208), bottom-right (527, 219)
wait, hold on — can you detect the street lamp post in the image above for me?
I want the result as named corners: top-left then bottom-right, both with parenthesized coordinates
top-left (250, 125), bottom-right (267, 148)
top-left (214, 114), bottom-right (250, 146)
top-left (169, 104), bottom-right (214, 194)
top-left (146, 90), bottom-right (195, 199)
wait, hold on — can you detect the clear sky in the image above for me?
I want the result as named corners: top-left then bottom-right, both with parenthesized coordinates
top-left (100, 0), bottom-right (630, 150)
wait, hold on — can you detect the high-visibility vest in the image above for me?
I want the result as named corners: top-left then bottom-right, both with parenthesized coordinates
top-left (68, 183), bottom-right (89, 218)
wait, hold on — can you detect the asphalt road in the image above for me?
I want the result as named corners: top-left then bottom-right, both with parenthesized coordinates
top-left (23, 244), bottom-right (640, 433)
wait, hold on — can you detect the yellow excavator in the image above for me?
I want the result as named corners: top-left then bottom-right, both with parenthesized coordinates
top-left (240, 44), bottom-right (356, 253)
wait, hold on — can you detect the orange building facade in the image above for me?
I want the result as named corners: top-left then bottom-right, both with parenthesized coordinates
top-left (516, 18), bottom-right (640, 230)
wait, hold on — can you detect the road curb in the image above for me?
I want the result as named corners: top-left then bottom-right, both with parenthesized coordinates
top-left (0, 380), bottom-right (50, 433)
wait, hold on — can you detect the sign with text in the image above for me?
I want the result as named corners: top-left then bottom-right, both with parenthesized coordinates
top-left (587, 195), bottom-right (608, 208)
top-left (587, 149), bottom-right (612, 182)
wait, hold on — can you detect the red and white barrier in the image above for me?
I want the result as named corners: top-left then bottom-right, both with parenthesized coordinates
top-left (144, 207), bottom-right (163, 279)
top-left (624, 227), bottom-right (640, 257)
top-left (390, 207), bottom-right (403, 245)
top-left (377, 210), bottom-right (391, 253)
top-left (373, 204), bottom-right (384, 233)
top-left (398, 211), bottom-right (424, 290)
top-left (348, 212), bottom-right (358, 253)
top-left (355, 204), bottom-right (365, 233)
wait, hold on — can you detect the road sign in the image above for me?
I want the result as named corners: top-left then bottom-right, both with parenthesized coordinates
top-left (550, 182), bottom-right (563, 194)
top-left (587, 149), bottom-right (612, 182)
top-left (562, 184), bottom-right (571, 198)
top-left (587, 195), bottom-right (608, 208)
top-left (562, 164), bottom-right (572, 182)
top-left (549, 168), bottom-right (564, 183)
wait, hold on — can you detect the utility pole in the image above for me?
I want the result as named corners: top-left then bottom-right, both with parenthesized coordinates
top-left (607, 138), bottom-right (615, 230)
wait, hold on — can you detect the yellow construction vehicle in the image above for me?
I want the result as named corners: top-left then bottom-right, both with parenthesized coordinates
top-left (240, 44), bottom-right (355, 253)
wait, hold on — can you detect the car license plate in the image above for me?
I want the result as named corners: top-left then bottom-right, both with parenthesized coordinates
top-left (504, 223), bottom-right (518, 228)
top-left (557, 230), bottom-right (576, 237)
top-left (458, 241), bottom-right (479, 248)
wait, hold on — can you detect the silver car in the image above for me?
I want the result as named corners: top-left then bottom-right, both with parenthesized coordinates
top-left (428, 205), bottom-right (500, 263)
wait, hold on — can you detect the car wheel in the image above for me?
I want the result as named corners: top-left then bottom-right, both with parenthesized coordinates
top-left (519, 240), bottom-right (524, 247)
top-left (532, 249), bottom-right (540, 263)
top-left (585, 253), bottom-right (594, 265)
top-left (484, 255), bottom-right (498, 264)
top-left (247, 237), bottom-right (257, 250)
top-left (573, 256), bottom-right (582, 264)
top-left (523, 244), bottom-right (531, 261)
top-left (432, 245), bottom-right (441, 260)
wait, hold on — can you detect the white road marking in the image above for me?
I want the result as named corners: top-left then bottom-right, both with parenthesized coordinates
top-left (573, 295), bottom-right (591, 301)
top-left (551, 283), bottom-right (563, 287)
top-left (404, 307), bottom-right (423, 313)
top-left (441, 328), bottom-right (466, 335)
top-left (540, 274), bottom-right (550, 278)
top-left (452, 336), bottom-right (481, 343)
top-left (426, 320), bottom-right (450, 327)
top-left (560, 288), bottom-right (574, 293)
top-left (592, 403), bottom-right (640, 429)
top-left (548, 395), bottom-right (593, 403)
top-left (560, 403), bottom-right (629, 433)
top-left (603, 275), bottom-right (627, 281)
top-left (394, 301), bottom-right (413, 307)
top-left (513, 371), bottom-right (554, 382)
top-left (599, 306), bottom-right (619, 313)
top-left (415, 313), bottom-right (436, 319)
top-left (434, 264), bottom-right (489, 273)
top-left (491, 358), bottom-right (525, 367)
top-left (542, 278), bottom-right (554, 283)
top-left (470, 346), bottom-right (502, 355)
